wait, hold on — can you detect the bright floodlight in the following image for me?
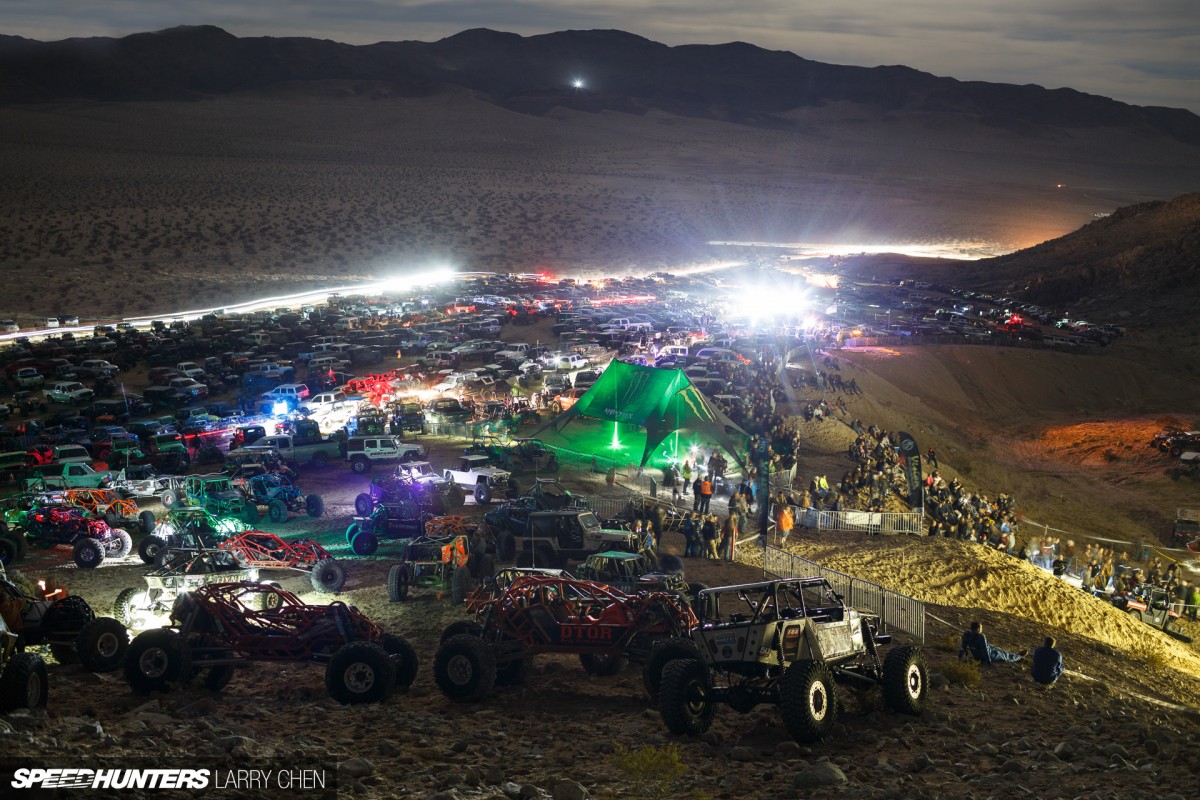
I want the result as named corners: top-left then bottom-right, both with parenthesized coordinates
top-left (732, 286), bottom-right (808, 324)
top-left (572, 78), bottom-right (585, 89)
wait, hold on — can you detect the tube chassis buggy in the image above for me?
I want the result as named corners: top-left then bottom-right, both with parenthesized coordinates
top-left (114, 549), bottom-right (262, 629)
top-left (433, 574), bottom-right (697, 702)
top-left (237, 471), bottom-right (324, 524)
top-left (649, 578), bottom-right (927, 743)
top-left (6, 504), bottom-right (132, 568)
top-left (138, 506), bottom-right (251, 564)
top-left (386, 516), bottom-right (478, 603)
top-left (0, 574), bottom-right (129, 672)
top-left (123, 582), bottom-right (417, 704)
top-left (1, 611), bottom-right (48, 712)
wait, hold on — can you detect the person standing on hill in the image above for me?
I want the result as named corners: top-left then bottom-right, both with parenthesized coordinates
top-left (681, 460), bottom-right (692, 494)
top-left (1031, 636), bottom-right (1064, 686)
top-left (959, 621), bottom-right (1026, 664)
top-left (698, 475), bottom-right (713, 514)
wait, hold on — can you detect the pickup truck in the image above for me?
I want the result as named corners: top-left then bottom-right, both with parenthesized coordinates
top-left (26, 462), bottom-right (117, 490)
top-left (230, 433), bottom-right (344, 468)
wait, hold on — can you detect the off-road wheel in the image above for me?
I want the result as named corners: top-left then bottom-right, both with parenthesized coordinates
top-left (434, 634), bottom-right (496, 702)
top-left (76, 617), bottom-right (129, 672)
top-left (659, 658), bottom-right (715, 735)
top-left (496, 652), bottom-right (533, 686)
top-left (882, 645), bottom-right (928, 715)
top-left (351, 456), bottom-right (371, 474)
top-left (139, 511), bottom-right (158, 535)
top-left (203, 663), bottom-right (236, 692)
top-left (241, 503), bottom-right (259, 525)
top-left (579, 652), bottom-right (626, 676)
top-left (326, 642), bottom-right (395, 705)
top-left (113, 588), bottom-right (147, 628)
top-left (643, 640), bottom-right (704, 702)
top-left (354, 494), bottom-right (374, 517)
top-left (447, 484), bottom-right (466, 510)
top-left (111, 530), bottom-right (133, 559)
top-left (125, 629), bottom-right (192, 694)
top-left (138, 535), bottom-right (166, 564)
top-left (0, 536), bottom-right (21, 566)
top-left (161, 489), bottom-right (179, 509)
top-left (105, 510), bottom-right (121, 527)
top-left (311, 451), bottom-right (330, 468)
top-left (345, 522), bottom-right (362, 544)
top-left (439, 621), bottom-right (483, 644)
top-left (781, 661), bottom-right (838, 743)
top-left (258, 584), bottom-right (285, 611)
top-left (474, 483), bottom-right (491, 505)
top-left (73, 538), bottom-right (105, 569)
top-left (451, 566), bottom-right (473, 603)
top-left (306, 494), bottom-right (324, 518)
top-left (382, 634), bottom-right (420, 689)
top-left (0, 652), bottom-right (48, 712)
top-left (310, 557), bottom-right (346, 593)
top-left (268, 499), bottom-right (288, 524)
top-left (388, 564), bottom-right (411, 602)
top-left (351, 531), bottom-right (379, 556)
top-left (496, 532), bottom-right (516, 562)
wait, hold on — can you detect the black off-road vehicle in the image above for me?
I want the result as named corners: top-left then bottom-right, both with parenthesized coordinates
top-left (0, 573), bottom-right (129, 672)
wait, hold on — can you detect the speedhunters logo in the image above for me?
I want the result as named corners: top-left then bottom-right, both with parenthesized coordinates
top-left (3, 760), bottom-right (336, 797)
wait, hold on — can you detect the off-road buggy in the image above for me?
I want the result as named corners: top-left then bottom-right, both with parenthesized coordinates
top-left (433, 574), bottom-right (697, 702)
top-left (114, 549), bottom-right (262, 629)
top-left (1171, 452), bottom-right (1200, 481)
top-left (0, 611), bottom-right (48, 712)
top-left (462, 567), bottom-right (573, 615)
top-left (183, 474), bottom-right (259, 525)
top-left (344, 502), bottom-right (433, 557)
top-left (53, 488), bottom-right (158, 535)
top-left (218, 531), bottom-right (345, 593)
top-left (576, 551), bottom-right (706, 611)
top-left (7, 504), bottom-right (132, 568)
top-left (1111, 584), bottom-right (1191, 642)
top-left (386, 516), bottom-right (478, 603)
top-left (354, 465), bottom-right (465, 518)
top-left (0, 572), bottom-right (129, 672)
top-left (648, 577), bottom-right (927, 743)
top-left (124, 582), bottom-right (417, 704)
top-left (138, 506), bottom-right (251, 564)
top-left (237, 471), bottom-right (324, 524)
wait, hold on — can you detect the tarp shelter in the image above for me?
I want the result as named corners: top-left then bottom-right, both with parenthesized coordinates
top-left (531, 361), bottom-right (749, 468)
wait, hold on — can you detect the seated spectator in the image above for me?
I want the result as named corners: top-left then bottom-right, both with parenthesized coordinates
top-left (1031, 636), bottom-right (1064, 686)
top-left (959, 621), bottom-right (1026, 665)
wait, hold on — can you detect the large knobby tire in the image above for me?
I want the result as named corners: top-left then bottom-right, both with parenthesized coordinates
top-left (579, 651), bottom-right (626, 676)
top-left (439, 621), bottom-right (484, 645)
top-left (203, 663), bottom-right (236, 692)
top-left (326, 641), bottom-right (395, 705)
top-left (451, 566), bottom-right (473, 604)
top-left (161, 489), bottom-right (179, 509)
top-left (345, 522), bottom-right (362, 545)
top-left (474, 483), bottom-right (491, 505)
top-left (382, 634), bottom-right (420, 689)
top-left (0, 652), bottom-right (48, 712)
top-left (781, 661), bottom-right (839, 743)
top-left (113, 588), bottom-right (146, 628)
top-left (310, 557), bottom-right (346, 593)
top-left (306, 494), bottom-right (324, 518)
top-left (355, 494), bottom-right (374, 517)
top-left (497, 532), bottom-right (516, 562)
top-left (0, 536), bottom-right (19, 567)
top-left (268, 499), bottom-right (288, 524)
top-left (351, 531), bottom-right (379, 556)
top-left (659, 658), bottom-right (716, 736)
top-left (241, 503), bottom-right (260, 525)
top-left (73, 538), bottom-right (105, 569)
top-left (139, 510), bottom-right (158, 535)
top-left (434, 634), bottom-right (496, 702)
top-left (388, 564), bottom-right (411, 602)
top-left (351, 457), bottom-right (371, 475)
top-left (112, 530), bottom-right (134, 559)
top-left (882, 645), bottom-right (928, 715)
top-left (138, 535), bottom-right (167, 565)
top-left (643, 641), bottom-right (703, 703)
top-left (76, 617), bottom-right (129, 673)
top-left (125, 629), bottom-right (192, 694)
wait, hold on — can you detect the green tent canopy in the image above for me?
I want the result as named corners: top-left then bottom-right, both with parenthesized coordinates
top-left (531, 360), bottom-right (749, 468)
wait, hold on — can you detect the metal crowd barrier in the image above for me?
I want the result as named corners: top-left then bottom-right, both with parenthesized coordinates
top-left (761, 544), bottom-right (926, 642)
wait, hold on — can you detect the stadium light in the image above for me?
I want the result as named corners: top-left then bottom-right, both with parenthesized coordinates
top-left (572, 78), bottom-right (585, 89)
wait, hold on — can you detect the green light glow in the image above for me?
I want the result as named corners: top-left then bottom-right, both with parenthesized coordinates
top-left (610, 421), bottom-right (622, 449)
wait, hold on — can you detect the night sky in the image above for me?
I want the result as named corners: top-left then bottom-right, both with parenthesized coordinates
top-left (4, 0), bottom-right (1197, 112)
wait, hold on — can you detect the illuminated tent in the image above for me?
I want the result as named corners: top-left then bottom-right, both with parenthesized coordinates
top-left (531, 361), bottom-right (749, 468)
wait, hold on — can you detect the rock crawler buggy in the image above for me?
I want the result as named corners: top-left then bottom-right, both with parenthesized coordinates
top-left (387, 516), bottom-right (479, 603)
top-left (0, 572), bottom-right (129, 672)
top-left (238, 472), bottom-right (324, 524)
top-left (434, 574), bottom-right (697, 702)
top-left (124, 582), bottom-right (417, 704)
top-left (7, 504), bottom-right (133, 568)
top-left (114, 548), bottom-right (262, 629)
top-left (648, 577), bottom-right (927, 744)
